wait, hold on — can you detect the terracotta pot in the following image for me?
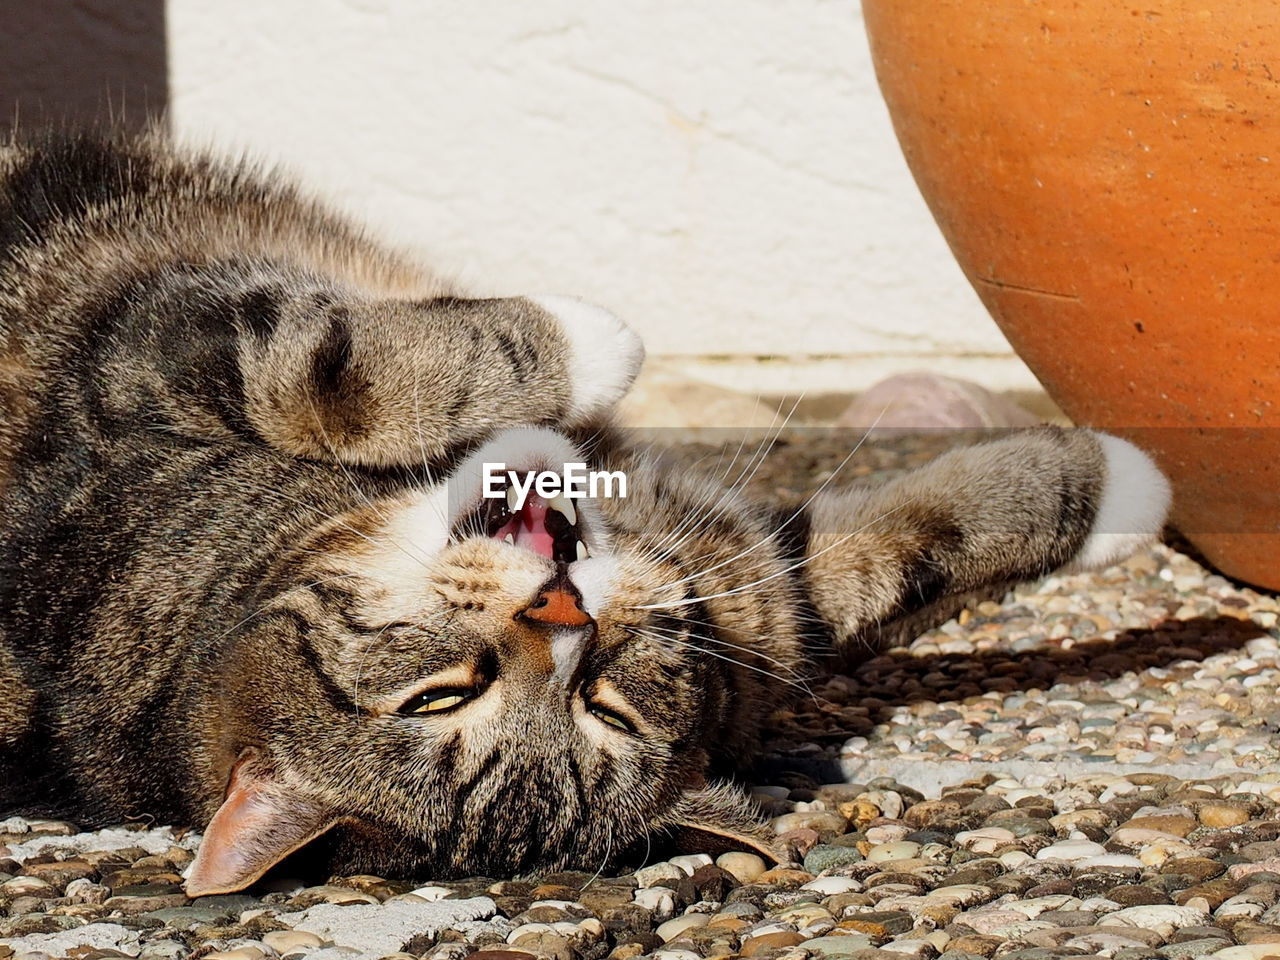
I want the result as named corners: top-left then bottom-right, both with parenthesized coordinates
top-left (863, 1), bottom-right (1280, 588)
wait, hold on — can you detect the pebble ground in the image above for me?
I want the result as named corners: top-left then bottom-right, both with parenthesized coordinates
top-left (5, 431), bottom-right (1279, 960)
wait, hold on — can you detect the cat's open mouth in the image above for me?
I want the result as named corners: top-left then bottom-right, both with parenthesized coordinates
top-left (454, 476), bottom-right (588, 565)
top-left (445, 427), bottom-right (599, 564)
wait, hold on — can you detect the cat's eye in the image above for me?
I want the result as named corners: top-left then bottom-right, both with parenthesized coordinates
top-left (398, 687), bottom-right (476, 715)
top-left (587, 701), bottom-right (635, 734)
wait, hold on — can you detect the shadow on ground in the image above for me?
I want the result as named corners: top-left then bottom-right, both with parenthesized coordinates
top-left (754, 615), bottom-right (1267, 783)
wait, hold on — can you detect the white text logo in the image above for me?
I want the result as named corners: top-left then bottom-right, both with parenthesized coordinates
top-left (482, 462), bottom-right (627, 510)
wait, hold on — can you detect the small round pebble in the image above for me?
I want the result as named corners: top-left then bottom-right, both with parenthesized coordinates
top-left (716, 852), bottom-right (767, 883)
top-left (655, 914), bottom-right (710, 941)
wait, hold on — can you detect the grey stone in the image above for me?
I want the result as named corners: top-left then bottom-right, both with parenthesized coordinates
top-left (143, 894), bottom-right (261, 929)
top-left (1158, 941), bottom-right (1235, 960)
top-left (834, 373), bottom-right (1039, 432)
top-left (801, 934), bottom-right (875, 956)
top-left (138, 939), bottom-right (190, 959)
top-left (0, 922), bottom-right (142, 958)
top-left (804, 844), bottom-right (866, 875)
top-left (277, 897), bottom-right (497, 959)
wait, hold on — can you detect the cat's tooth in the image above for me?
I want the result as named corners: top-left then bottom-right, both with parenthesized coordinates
top-left (576, 539), bottom-right (589, 561)
top-left (506, 487), bottom-right (519, 512)
top-left (548, 494), bottom-right (577, 526)
top-left (504, 533), bottom-right (515, 545)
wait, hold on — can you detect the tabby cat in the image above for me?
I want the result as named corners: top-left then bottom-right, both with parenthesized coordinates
top-left (0, 132), bottom-right (1170, 896)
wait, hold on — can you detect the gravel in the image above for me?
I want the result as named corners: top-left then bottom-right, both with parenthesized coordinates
top-left (4, 430), bottom-right (1279, 960)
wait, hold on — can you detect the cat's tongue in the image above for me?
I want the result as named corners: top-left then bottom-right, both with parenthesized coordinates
top-left (516, 496), bottom-right (556, 558)
top-left (492, 495), bottom-right (556, 558)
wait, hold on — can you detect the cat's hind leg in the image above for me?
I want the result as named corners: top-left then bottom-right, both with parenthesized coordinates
top-left (798, 427), bottom-right (1171, 665)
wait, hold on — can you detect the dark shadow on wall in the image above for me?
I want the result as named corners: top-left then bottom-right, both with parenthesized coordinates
top-left (0, 0), bottom-right (167, 134)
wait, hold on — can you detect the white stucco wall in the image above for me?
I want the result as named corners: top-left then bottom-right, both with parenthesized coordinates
top-left (168, 0), bottom-right (1036, 392)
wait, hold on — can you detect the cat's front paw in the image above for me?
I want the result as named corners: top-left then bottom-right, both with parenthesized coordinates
top-left (532, 295), bottom-right (645, 421)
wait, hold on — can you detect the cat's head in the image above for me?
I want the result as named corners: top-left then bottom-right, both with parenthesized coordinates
top-left (185, 427), bottom-right (809, 895)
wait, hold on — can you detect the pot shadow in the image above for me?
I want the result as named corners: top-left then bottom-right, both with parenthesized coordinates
top-left (751, 614), bottom-right (1270, 784)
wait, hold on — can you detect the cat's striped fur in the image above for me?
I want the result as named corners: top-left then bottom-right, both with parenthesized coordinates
top-left (0, 131), bottom-right (1170, 895)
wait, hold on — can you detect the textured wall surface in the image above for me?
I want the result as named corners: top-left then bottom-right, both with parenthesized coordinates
top-left (168, 0), bottom-right (1035, 391)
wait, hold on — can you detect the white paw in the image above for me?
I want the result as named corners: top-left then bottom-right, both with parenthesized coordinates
top-left (531, 295), bottom-right (645, 420)
top-left (1066, 433), bottom-right (1172, 572)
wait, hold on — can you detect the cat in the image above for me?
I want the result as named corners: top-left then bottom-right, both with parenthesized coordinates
top-left (0, 131), bottom-right (1171, 896)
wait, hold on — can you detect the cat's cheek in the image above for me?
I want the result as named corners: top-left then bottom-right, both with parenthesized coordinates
top-left (530, 295), bottom-right (645, 420)
top-left (568, 554), bottom-right (621, 618)
top-left (351, 504), bottom-right (550, 625)
top-left (342, 489), bottom-right (452, 619)
top-left (1062, 433), bottom-right (1172, 573)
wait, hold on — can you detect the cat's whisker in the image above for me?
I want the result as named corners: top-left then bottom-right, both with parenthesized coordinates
top-left (635, 625), bottom-right (818, 705)
top-left (637, 618), bottom-right (811, 682)
top-left (638, 410), bottom-right (763, 555)
top-left (351, 608), bottom-right (458, 714)
top-left (410, 371), bottom-right (431, 492)
top-left (581, 820), bottom-right (614, 891)
top-left (646, 395), bottom-right (801, 562)
top-left (648, 398), bottom-right (878, 584)
top-left (224, 478), bottom-right (436, 576)
top-left (625, 626), bottom-right (814, 696)
top-left (638, 810), bottom-right (655, 874)
top-left (635, 399), bottom-right (784, 559)
top-left (642, 443), bottom-right (788, 566)
top-left (629, 498), bottom-right (914, 611)
top-left (411, 371), bottom-right (449, 531)
top-left (646, 403), bottom-right (887, 594)
top-left (215, 476), bottom-right (393, 544)
top-left (648, 396), bottom-right (797, 557)
top-left (350, 620), bottom-right (400, 715)
top-left (297, 390), bottom-right (454, 572)
top-left (628, 629), bottom-right (815, 703)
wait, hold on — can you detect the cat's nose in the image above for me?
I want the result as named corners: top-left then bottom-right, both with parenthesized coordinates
top-left (519, 577), bottom-right (593, 628)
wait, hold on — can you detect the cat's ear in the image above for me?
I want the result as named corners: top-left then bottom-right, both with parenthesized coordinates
top-left (655, 782), bottom-right (782, 863)
top-left (184, 751), bottom-right (340, 897)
